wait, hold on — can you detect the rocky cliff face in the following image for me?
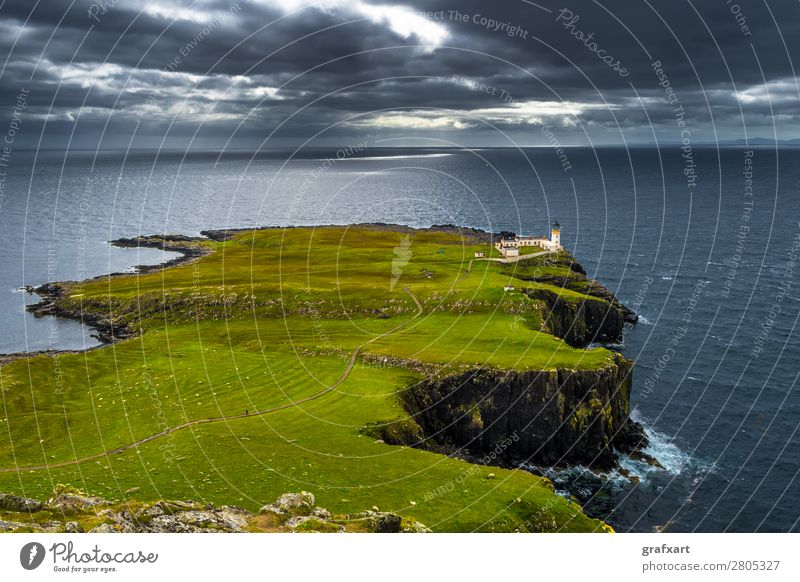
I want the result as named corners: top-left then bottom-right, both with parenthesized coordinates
top-left (509, 252), bottom-right (637, 347)
top-left (525, 287), bottom-right (627, 347)
top-left (377, 252), bottom-right (649, 470)
top-left (397, 353), bottom-right (646, 470)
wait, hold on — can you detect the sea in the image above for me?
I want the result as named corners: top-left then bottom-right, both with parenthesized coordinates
top-left (1, 145), bottom-right (798, 533)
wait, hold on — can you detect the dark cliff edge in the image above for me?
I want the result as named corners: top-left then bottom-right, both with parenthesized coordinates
top-left (383, 354), bottom-right (646, 470)
top-left (526, 287), bottom-right (627, 348)
top-left (375, 250), bottom-right (649, 471)
top-left (511, 250), bottom-right (637, 348)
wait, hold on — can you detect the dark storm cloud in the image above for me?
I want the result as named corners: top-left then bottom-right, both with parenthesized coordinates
top-left (1, 0), bottom-right (799, 148)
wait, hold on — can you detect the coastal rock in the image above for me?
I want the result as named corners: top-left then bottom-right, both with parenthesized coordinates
top-left (0, 519), bottom-right (38, 532)
top-left (353, 510), bottom-right (402, 533)
top-left (0, 493), bottom-right (43, 513)
top-left (275, 491), bottom-right (315, 515)
top-left (526, 287), bottom-right (626, 347)
top-left (509, 251), bottom-right (638, 346)
top-left (257, 504), bottom-right (285, 518)
top-left (311, 507), bottom-right (332, 520)
top-left (0, 488), bottom-right (429, 533)
top-left (399, 353), bottom-right (646, 469)
top-left (46, 488), bottom-right (111, 511)
top-left (64, 521), bottom-right (84, 533)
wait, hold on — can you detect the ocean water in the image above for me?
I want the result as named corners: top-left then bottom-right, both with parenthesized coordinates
top-left (1, 146), bottom-right (798, 532)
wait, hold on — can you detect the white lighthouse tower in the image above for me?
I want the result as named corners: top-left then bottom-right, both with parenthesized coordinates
top-left (550, 221), bottom-right (561, 250)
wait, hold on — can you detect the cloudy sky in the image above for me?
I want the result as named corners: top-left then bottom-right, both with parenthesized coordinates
top-left (2, 0), bottom-right (799, 149)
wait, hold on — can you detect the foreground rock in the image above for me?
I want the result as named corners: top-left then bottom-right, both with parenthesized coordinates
top-left (0, 487), bottom-right (430, 533)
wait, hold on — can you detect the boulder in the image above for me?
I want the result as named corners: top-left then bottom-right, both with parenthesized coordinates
top-left (0, 493), bottom-right (43, 513)
top-left (311, 507), bottom-right (332, 520)
top-left (355, 510), bottom-right (402, 533)
top-left (274, 492), bottom-right (315, 515)
top-left (46, 490), bottom-right (110, 511)
top-left (257, 504), bottom-right (285, 517)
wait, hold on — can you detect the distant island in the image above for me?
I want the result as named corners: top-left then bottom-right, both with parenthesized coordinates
top-left (1, 224), bottom-right (646, 532)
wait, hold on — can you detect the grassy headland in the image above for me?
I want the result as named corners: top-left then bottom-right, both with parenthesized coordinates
top-left (0, 225), bottom-right (631, 532)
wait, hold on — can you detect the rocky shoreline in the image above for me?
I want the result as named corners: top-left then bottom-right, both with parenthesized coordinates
top-left (20, 235), bottom-right (212, 349)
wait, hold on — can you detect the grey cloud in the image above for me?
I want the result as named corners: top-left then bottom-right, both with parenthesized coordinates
top-left (1, 0), bottom-right (799, 148)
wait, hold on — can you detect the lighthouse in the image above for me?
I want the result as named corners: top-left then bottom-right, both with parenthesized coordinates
top-left (550, 221), bottom-right (561, 249)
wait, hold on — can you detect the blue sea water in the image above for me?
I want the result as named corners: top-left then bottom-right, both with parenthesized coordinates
top-left (0, 146), bottom-right (798, 532)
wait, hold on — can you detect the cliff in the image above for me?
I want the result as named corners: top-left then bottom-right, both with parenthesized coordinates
top-left (525, 287), bottom-right (627, 347)
top-left (396, 353), bottom-right (645, 470)
top-left (511, 250), bottom-right (637, 347)
top-left (381, 250), bottom-right (648, 470)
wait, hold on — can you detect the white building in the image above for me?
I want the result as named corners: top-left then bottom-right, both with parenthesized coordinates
top-left (495, 222), bottom-right (562, 258)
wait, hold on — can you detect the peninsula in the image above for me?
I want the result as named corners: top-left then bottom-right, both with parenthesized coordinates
top-left (0, 224), bottom-right (644, 532)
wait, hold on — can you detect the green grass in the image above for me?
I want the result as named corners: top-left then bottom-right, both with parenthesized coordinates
top-left (0, 226), bottom-right (616, 532)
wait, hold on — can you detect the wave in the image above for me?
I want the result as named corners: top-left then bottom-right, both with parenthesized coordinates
top-left (637, 315), bottom-right (652, 325)
top-left (618, 411), bottom-right (714, 482)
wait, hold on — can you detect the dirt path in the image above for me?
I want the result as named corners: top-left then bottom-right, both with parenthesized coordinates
top-left (479, 250), bottom-right (554, 264)
top-left (457, 250), bottom-right (554, 282)
top-left (0, 287), bottom-right (424, 474)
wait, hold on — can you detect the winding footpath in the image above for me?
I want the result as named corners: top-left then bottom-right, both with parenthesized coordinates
top-left (0, 287), bottom-right (424, 474)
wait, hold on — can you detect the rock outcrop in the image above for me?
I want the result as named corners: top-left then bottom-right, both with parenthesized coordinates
top-left (508, 251), bottom-right (637, 347)
top-left (398, 353), bottom-right (646, 470)
top-left (525, 287), bottom-right (627, 347)
top-left (0, 487), bottom-right (430, 533)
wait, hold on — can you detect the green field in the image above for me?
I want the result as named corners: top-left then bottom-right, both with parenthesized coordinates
top-left (0, 226), bottom-right (616, 532)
